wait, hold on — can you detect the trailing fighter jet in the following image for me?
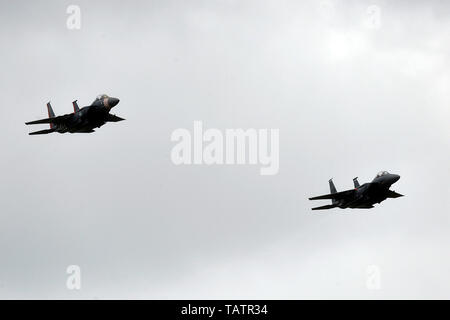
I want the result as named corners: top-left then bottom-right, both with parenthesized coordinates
top-left (25, 94), bottom-right (124, 135)
top-left (309, 171), bottom-right (403, 210)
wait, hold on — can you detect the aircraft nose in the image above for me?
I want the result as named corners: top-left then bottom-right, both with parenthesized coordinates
top-left (108, 97), bottom-right (120, 107)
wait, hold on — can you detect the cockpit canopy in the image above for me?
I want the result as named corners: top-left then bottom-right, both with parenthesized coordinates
top-left (376, 171), bottom-right (389, 178)
top-left (96, 94), bottom-right (109, 100)
top-left (93, 94), bottom-right (109, 104)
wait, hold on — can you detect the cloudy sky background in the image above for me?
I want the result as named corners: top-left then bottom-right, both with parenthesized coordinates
top-left (0, 0), bottom-right (449, 299)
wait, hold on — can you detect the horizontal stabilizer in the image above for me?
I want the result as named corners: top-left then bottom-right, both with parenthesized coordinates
top-left (26, 118), bottom-right (55, 125)
top-left (312, 204), bottom-right (338, 210)
top-left (309, 189), bottom-right (355, 201)
top-left (25, 114), bottom-right (69, 125)
top-left (29, 129), bottom-right (56, 135)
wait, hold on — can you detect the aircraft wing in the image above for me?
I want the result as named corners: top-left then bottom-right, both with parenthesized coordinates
top-left (25, 114), bottom-right (71, 125)
top-left (309, 189), bottom-right (355, 201)
top-left (387, 190), bottom-right (404, 198)
top-left (106, 114), bottom-right (125, 122)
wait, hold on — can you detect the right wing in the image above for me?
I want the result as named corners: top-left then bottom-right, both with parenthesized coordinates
top-left (106, 114), bottom-right (125, 122)
top-left (387, 190), bottom-right (404, 198)
top-left (25, 114), bottom-right (71, 125)
top-left (309, 189), bottom-right (355, 201)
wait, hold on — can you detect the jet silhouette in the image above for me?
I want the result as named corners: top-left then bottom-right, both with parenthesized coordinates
top-left (25, 94), bottom-right (124, 135)
top-left (309, 171), bottom-right (403, 210)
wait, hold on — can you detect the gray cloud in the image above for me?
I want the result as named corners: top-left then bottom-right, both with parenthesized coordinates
top-left (0, 0), bottom-right (449, 299)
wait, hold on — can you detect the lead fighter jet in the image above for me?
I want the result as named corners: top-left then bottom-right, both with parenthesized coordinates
top-left (25, 94), bottom-right (124, 135)
top-left (309, 171), bottom-right (403, 210)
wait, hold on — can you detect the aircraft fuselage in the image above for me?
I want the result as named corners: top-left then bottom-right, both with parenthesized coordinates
top-left (26, 94), bottom-right (123, 135)
top-left (309, 171), bottom-right (403, 210)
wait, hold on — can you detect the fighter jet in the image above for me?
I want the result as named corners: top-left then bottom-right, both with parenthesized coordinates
top-left (309, 171), bottom-right (403, 210)
top-left (25, 94), bottom-right (124, 135)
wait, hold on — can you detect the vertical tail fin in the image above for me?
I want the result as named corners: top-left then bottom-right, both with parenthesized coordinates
top-left (329, 179), bottom-right (337, 194)
top-left (47, 102), bottom-right (55, 129)
top-left (329, 179), bottom-right (338, 204)
top-left (72, 100), bottom-right (79, 113)
top-left (353, 177), bottom-right (360, 188)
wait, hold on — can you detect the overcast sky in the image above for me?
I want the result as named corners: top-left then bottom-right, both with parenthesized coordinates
top-left (0, 0), bottom-right (449, 299)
